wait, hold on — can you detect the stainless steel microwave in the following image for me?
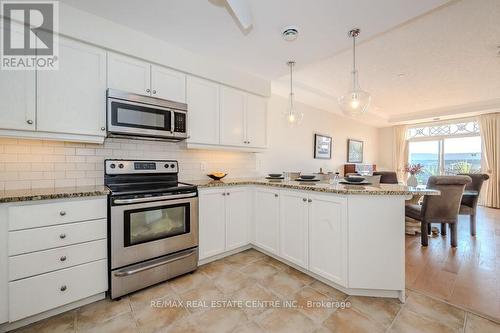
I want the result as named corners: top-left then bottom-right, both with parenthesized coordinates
top-left (106, 89), bottom-right (188, 141)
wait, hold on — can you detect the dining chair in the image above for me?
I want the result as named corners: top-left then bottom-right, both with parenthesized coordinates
top-left (457, 173), bottom-right (490, 236)
top-left (405, 175), bottom-right (471, 247)
top-left (373, 171), bottom-right (399, 184)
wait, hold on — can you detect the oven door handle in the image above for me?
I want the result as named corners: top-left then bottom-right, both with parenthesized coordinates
top-left (113, 249), bottom-right (197, 277)
top-left (113, 192), bottom-right (197, 204)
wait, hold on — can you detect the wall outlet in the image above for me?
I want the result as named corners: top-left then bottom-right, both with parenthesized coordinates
top-left (200, 162), bottom-right (207, 171)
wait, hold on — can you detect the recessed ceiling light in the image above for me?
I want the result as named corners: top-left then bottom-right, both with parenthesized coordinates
top-left (398, 73), bottom-right (405, 78)
top-left (282, 26), bottom-right (299, 41)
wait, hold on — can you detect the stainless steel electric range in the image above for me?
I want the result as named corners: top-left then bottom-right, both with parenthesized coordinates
top-left (105, 159), bottom-right (198, 299)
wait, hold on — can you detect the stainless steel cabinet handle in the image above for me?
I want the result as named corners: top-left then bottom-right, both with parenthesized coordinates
top-left (302, 198), bottom-right (307, 202)
top-left (226, 192), bottom-right (230, 196)
top-left (60, 256), bottom-right (67, 262)
top-left (152, 90), bottom-right (157, 94)
top-left (146, 88), bottom-right (151, 93)
top-left (59, 233), bottom-right (66, 239)
top-left (60, 285), bottom-right (67, 292)
top-left (100, 127), bottom-right (106, 131)
top-left (59, 211), bottom-right (66, 216)
top-left (26, 119), bottom-right (33, 125)
top-left (308, 199), bottom-right (312, 203)
top-left (274, 194), bottom-right (279, 197)
top-left (222, 193), bottom-right (226, 196)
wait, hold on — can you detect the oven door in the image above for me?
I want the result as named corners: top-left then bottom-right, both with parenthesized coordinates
top-left (107, 98), bottom-right (173, 138)
top-left (110, 195), bottom-right (198, 270)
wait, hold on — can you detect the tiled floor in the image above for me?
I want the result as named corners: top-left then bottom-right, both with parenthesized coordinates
top-left (406, 206), bottom-right (500, 321)
top-left (13, 248), bottom-right (500, 333)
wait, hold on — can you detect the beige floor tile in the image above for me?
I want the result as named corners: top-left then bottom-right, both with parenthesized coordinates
top-left (78, 312), bottom-right (138, 333)
top-left (285, 267), bottom-right (316, 285)
top-left (293, 286), bottom-right (337, 323)
top-left (232, 321), bottom-right (265, 333)
top-left (229, 284), bottom-right (280, 317)
top-left (239, 260), bottom-right (279, 281)
top-left (257, 308), bottom-right (316, 333)
top-left (198, 259), bottom-right (240, 279)
top-left (254, 256), bottom-right (290, 271)
top-left (178, 280), bottom-right (225, 313)
top-left (129, 282), bottom-right (176, 310)
top-left (76, 297), bottom-right (131, 330)
top-left (465, 313), bottom-right (500, 333)
top-left (348, 296), bottom-right (402, 329)
top-left (404, 291), bottom-right (465, 331)
top-left (309, 281), bottom-right (348, 301)
top-left (389, 308), bottom-right (461, 333)
top-left (12, 310), bottom-right (75, 333)
top-left (323, 307), bottom-right (386, 333)
top-left (311, 327), bottom-right (332, 333)
top-left (224, 249), bottom-right (266, 266)
top-left (263, 270), bottom-right (306, 298)
top-left (133, 295), bottom-right (189, 333)
top-left (165, 308), bottom-right (247, 333)
top-left (213, 269), bottom-right (256, 294)
top-left (169, 271), bottom-right (211, 294)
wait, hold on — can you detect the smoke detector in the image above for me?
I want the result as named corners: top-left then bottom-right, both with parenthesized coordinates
top-left (282, 26), bottom-right (299, 41)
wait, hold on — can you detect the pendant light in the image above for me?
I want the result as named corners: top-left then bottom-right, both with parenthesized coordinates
top-left (284, 60), bottom-right (303, 126)
top-left (338, 28), bottom-right (371, 116)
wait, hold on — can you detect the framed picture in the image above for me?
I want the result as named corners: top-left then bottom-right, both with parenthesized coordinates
top-left (314, 134), bottom-right (332, 159)
top-left (347, 139), bottom-right (363, 163)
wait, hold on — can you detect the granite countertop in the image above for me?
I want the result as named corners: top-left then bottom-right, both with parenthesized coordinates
top-left (188, 178), bottom-right (440, 196)
top-left (0, 185), bottom-right (110, 203)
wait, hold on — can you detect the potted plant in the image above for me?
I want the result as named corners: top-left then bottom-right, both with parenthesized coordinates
top-left (403, 163), bottom-right (423, 187)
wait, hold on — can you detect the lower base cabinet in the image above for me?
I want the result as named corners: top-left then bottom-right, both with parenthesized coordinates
top-left (253, 188), bottom-right (280, 255)
top-left (199, 187), bottom-right (249, 260)
top-left (279, 191), bottom-right (308, 268)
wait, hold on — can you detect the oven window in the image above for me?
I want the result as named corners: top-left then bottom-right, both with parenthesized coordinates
top-left (111, 101), bottom-right (171, 131)
top-left (124, 203), bottom-right (190, 246)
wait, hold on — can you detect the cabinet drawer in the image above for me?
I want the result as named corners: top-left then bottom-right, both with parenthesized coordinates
top-left (8, 219), bottom-right (107, 256)
top-left (9, 260), bottom-right (107, 321)
top-left (8, 197), bottom-right (106, 231)
top-left (9, 239), bottom-right (107, 281)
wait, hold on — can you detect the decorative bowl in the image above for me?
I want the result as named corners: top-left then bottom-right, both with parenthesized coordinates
top-left (207, 173), bottom-right (227, 181)
top-left (344, 176), bottom-right (365, 183)
top-left (268, 173), bottom-right (283, 178)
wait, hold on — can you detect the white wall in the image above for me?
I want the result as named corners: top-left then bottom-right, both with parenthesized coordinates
top-left (259, 95), bottom-right (380, 175)
top-left (377, 127), bottom-right (395, 170)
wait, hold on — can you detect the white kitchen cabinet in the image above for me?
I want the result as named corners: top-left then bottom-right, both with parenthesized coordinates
top-left (199, 187), bottom-right (250, 260)
top-left (279, 190), bottom-right (308, 269)
top-left (199, 189), bottom-right (226, 260)
top-left (225, 188), bottom-right (249, 250)
top-left (186, 76), bottom-right (220, 145)
top-left (0, 22), bottom-right (35, 132)
top-left (308, 194), bottom-right (347, 286)
top-left (151, 65), bottom-right (186, 102)
top-left (37, 36), bottom-right (106, 136)
top-left (253, 188), bottom-right (280, 255)
top-left (220, 86), bottom-right (246, 146)
top-left (107, 52), bottom-right (151, 96)
top-left (107, 53), bottom-right (186, 103)
top-left (245, 94), bottom-right (267, 148)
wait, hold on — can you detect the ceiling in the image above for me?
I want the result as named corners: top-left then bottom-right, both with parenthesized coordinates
top-left (60, 0), bottom-right (500, 126)
top-left (60, 0), bottom-right (447, 79)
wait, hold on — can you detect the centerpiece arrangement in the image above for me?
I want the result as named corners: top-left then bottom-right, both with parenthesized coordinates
top-left (403, 163), bottom-right (424, 187)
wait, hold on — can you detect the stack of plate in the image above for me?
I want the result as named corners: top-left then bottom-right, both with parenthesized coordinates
top-left (295, 175), bottom-right (320, 182)
top-left (266, 173), bottom-right (284, 180)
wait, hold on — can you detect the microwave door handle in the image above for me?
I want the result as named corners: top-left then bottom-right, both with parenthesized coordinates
top-left (170, 111), bottom-right (174, 134)
top-left (113, 192), bottom-right (197, 204)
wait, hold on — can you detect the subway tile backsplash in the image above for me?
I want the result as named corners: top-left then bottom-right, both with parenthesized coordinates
top-left (0, 138), bottom-right (259, 190)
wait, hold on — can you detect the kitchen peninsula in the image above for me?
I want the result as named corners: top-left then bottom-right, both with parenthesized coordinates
top-left (194, 179), bottom-right (439, 302)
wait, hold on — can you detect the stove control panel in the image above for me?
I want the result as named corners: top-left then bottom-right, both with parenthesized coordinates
top-left (105, 160), bottom-right (178, 174)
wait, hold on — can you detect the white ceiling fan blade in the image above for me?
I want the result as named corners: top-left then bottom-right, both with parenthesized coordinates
top-left (225, 0), bottom-right (253, 30)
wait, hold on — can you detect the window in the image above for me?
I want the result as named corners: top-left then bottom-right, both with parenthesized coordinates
top-left (407, 120), bottom-right (481, 185)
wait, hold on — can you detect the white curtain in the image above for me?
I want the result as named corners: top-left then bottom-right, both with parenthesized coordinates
top-left (393, 125), bottom-right (408, 183)
top-left (479, 113), bottom-right (500, 208)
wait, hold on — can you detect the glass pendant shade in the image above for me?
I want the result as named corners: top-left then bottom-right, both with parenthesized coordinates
top-left (283, 60), bottom-right (304, 126)
top-left (338, 29), bottom-right (371, 116)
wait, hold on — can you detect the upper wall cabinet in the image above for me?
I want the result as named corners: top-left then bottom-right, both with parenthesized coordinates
top-left (220, 86), bottom-right (246, 147)
top-left (186, 76), bottom-right (220, 145)
top-left (107, 53), bottom-right (186, 103)
top-left (37, 36), bottom-right (106, 136)
top-left (187, 78), bottom-right (268, 151)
